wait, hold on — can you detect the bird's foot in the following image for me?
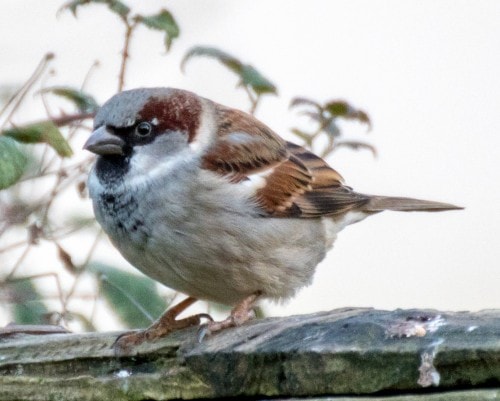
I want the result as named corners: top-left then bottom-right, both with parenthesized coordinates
top-left (198, 292), bottom-right (261, 342)
top-left (113, 296), bottom-right (212, 356)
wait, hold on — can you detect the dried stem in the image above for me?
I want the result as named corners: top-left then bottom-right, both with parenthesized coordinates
top-left (5, 244), bottom-right (32, 281)
top-left (0, 53), bottom-right (54, 130)
top-left (243, 86), bottom-right (260, 115)
top-left (51, 112), bottom-right (95, 127)
top-left (81, 60), bottom-right (100, 91)
top-left (61, 229), bottom-right (102, 318)
top-left (118, 21), bottom-right (138, 92)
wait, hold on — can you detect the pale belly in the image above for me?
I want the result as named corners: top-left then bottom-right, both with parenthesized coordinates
top-left (112, 210), bottom-right (330, 305)
top-left (89, 167), bottom-right (347, 306)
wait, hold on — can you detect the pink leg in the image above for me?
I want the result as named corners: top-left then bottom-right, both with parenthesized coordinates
top-left (114, 296), bottom-right (212, 355)
top-left (199, 292), bottom-right (261, 341)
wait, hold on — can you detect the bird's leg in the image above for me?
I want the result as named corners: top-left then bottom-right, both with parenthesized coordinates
top-left (198, 291), bottom-right (261, 341)
top-left (114, 296), bottom-right (212, 355)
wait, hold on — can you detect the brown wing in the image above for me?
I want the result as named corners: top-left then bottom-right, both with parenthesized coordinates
top-left (201, 106), bottom-right (288, 176)
top-left (201, 105), bottom-right (370, 217)
top-left (285, 142), bottom-right (370, 217)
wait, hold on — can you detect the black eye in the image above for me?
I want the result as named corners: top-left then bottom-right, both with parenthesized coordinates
top-left (136, 122), bottom-right (152, 137)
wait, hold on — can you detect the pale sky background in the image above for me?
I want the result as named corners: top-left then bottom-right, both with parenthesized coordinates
top-left (1, 1), bottom-right (499, 328)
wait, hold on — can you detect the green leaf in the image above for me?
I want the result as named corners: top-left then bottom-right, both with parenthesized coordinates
top-left (324, 100), bottom-right (350, 116)
top-left (239, 65), bottom-right (277, 95)
top-left (42, 87), bottom-right (99, 113)
top-left (60, 0), bottom-right (130, 19)
top-left (136, 9), bottom-right (180, 51)
top-left (8, 279), bottom-right (49, 325)
top-left (0, 137), bottom-right (27, 189)
top-left (89, 262), bottom-right (168, 328)
top-left (3, 121), bottom-right (73, 157)
top-left (106, 0), bottom-right (129, 18)
top-left (324, 100), bottom-right (371, 128)
top-left (182, 46), bottom-right (239, 73)
top-left (182, 46), bottom-right (277, 95)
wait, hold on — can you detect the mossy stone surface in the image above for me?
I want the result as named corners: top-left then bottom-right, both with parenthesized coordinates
top-left (0, 308), bottom-right (499, 400)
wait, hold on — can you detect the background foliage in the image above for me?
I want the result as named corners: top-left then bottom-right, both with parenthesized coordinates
top-left (0, 0), bottom-right (373, 331)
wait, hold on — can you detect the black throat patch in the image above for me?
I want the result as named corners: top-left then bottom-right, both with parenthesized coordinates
top-left (95, 155), bottom-right (131, 186)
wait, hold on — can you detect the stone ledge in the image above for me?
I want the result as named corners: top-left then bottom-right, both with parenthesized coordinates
top-left (0, 308), bottom-right (499, 400)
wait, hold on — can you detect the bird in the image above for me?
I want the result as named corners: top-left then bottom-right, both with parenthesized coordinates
top-left (83, 87), bottom-right (461, 353)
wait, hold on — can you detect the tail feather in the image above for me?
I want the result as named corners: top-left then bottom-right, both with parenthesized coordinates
top-left (364, 196), bottom-right (463, 212)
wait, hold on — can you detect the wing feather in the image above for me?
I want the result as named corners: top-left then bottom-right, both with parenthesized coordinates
top-left (200, 105), bottom-right (370, 217)
top-left (201, 107), bottom-right (287, 175)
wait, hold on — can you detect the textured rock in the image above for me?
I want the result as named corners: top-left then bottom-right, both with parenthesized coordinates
top-left (0, 308), bottom-right (499, 400)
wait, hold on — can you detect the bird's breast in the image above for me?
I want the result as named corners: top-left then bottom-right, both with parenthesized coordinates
top-left (88, 164), bottom-right (336, 305)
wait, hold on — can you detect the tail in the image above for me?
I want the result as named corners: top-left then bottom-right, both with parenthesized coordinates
top-left (364, 196), bottom-right (463, 212)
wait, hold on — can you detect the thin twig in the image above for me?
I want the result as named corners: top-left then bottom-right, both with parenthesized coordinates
top-left (62, 229), bottom-right (103, 312)
top-left (0, 239), bottom-right (30, 254)
top-left (51, 112), bottom-right (95, 127)
top-left (5, 244), bottom-right (32, 281)
top-left (81, 60), bottom-right (100, 91)
top-left (118, 21), bottom-right (138, 92)
top-left (39, 159), bottom-right (67, 226)
top-left (18, 156), bottom-right (93, 184)
top-left (243, 85), bottom-right (259, 115)
top-left (0, 53), bottom-right (54, 130)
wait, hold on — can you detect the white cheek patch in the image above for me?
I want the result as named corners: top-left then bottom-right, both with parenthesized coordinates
top-left (127, 148), bottom-right (195, 187)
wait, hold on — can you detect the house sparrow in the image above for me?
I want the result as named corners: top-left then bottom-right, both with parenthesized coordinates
top-left (84, 87), bottom-right (461, 352)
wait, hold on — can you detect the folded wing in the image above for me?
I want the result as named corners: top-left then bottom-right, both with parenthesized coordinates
top-left (201, 105), bottom-right (461, 218)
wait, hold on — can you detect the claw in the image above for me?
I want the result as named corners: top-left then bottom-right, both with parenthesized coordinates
top-left (197, 313), bottom-right (214, 323)
top-left (112, 296), bottom-right (207, 356)
top-left (113, 330), bottom-right (144, 356)
top-left (196, 292), bottom-right (261, 343)
top-left (197, 325), bottom-right (209, 343)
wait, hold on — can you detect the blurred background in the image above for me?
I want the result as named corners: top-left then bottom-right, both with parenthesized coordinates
top-left (0, 0), bottom-right (499, 332)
